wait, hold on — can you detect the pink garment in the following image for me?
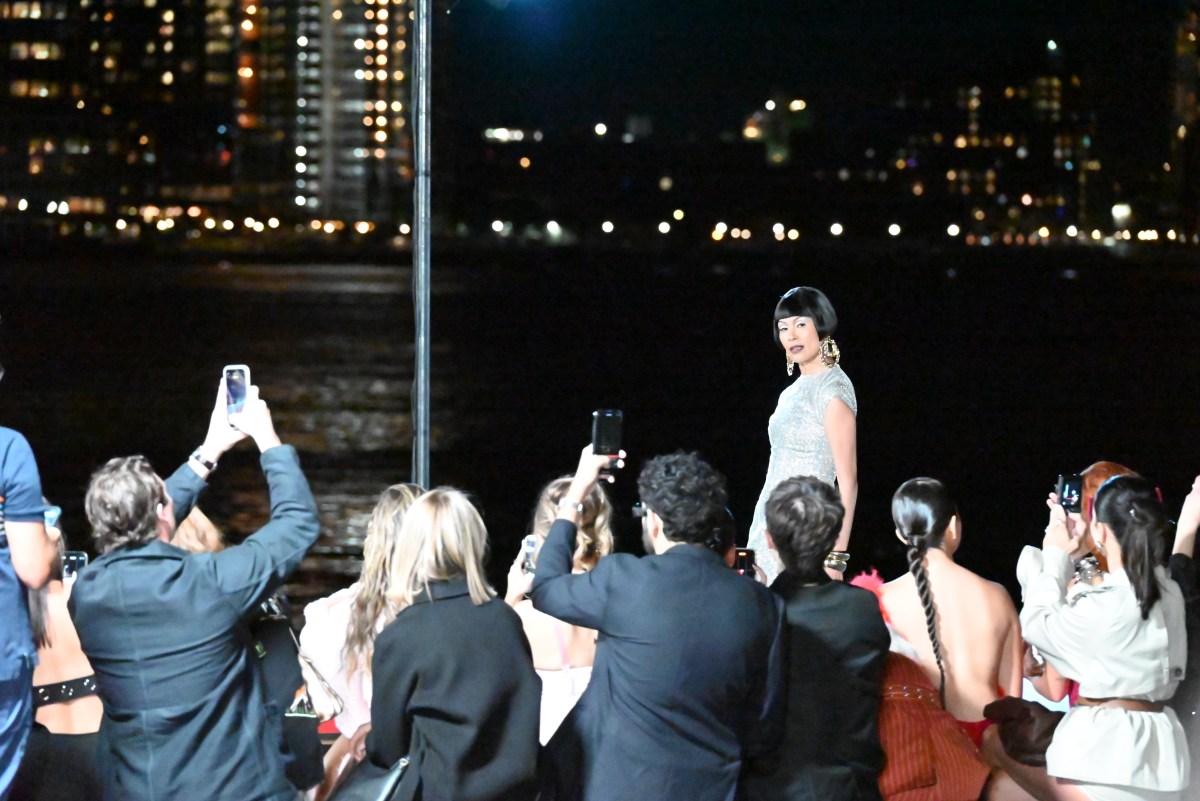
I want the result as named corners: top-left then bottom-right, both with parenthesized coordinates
top-left (298, 584), bottom-right (374, 736)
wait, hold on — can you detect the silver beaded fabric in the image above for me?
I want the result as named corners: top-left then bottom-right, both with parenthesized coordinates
top-left (746, 365), bottom-right (857, 583)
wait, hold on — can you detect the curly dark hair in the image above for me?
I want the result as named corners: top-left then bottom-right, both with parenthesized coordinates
top-left (637, 451), bottom-right (728, 548)
top-left (765, 476), bottom-right (844, 579)
top-left (86, 455), bottom-right (168, 554)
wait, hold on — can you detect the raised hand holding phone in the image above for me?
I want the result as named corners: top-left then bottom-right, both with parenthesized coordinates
top-left (228, 384), bottom-right (281, 452)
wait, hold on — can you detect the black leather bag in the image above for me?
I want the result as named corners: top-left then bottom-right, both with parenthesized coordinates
top-left (328, 754), bottom-right (413, 801)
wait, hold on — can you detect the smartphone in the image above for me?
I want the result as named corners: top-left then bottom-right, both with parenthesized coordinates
top-left (733, 548), bottom-right (756, 577)
top-left (63, 551), bottom-right (89, 582)
top-left (1056, 474), bottom-right (1083, 514)
top-left (592, 409), bottom-right (622, 456)
top-left (521, 535), bottom-right (538, 574)
top-left (223, 364), bottom-right (251, 426)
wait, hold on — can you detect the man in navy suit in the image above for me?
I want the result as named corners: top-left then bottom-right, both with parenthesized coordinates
top-left (70, 381), bottom-right (319, 801)
top-left (532, 446), bottom-right (784, 801)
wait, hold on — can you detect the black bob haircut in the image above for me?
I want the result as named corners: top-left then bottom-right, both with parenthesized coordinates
top-left (773, 286), bottom-right (838, 344)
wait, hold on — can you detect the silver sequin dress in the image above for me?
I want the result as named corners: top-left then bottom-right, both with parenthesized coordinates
top-left (746, 365), bottom-right (857, 583)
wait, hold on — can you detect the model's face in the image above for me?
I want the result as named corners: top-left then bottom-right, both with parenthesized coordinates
top-left (777, 315), bottom-right (821, 367)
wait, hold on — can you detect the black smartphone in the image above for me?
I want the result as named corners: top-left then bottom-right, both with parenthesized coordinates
top-left (223, 364), bottom-right (250, 425)
top-left (734, 548), bottom-right (756, 577)
top-left (592, 409), bottom-right (622, 456)
top-left (63, 551), bottom-right (89, 581)
top-left (1056, 474), bottom-right (1083, 514)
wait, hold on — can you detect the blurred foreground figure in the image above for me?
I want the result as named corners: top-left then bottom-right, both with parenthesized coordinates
top-left (69, 381), bottom-right (319, 801)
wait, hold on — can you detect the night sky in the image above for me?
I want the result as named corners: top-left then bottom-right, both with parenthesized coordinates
top-left (445, 0), bottom-right (1178, 165)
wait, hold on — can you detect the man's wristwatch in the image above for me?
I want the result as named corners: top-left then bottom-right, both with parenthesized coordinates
top-left (189, 448), bottom-right (218, 474)
top-left (557, 499), bottom-right (585, 514)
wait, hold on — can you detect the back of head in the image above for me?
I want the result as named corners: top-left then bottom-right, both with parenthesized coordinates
top-left (1080, 461), bottom-right (1137, 524)
top-left (765, 476), bottom-right (844, 580)
top-left (891, 477), bottom-right (958, 704)
top-left (637, 451), bottom-right (728, 547)
top-left (529, 476), bottom-right (614, 571)
top-left (773, 286), bottom-right (839, 341)
top-left (388, 488), bottom-right (493, 611)
top-left (86, 455), bottom-right (165, 555)
top-left (172, 507), bottom-right (227, 554)
top-left (345, 482), bottom-right (424, 673)
top-left (1092, 475), bottom-right (1166, 620)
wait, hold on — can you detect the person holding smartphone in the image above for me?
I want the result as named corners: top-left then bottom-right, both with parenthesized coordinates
top-left (11, 508), bottom-right (103, 801)
top-left (746, 287), bottom-right (857, 584)
top-left (69, 376), bottom-right (320, 801)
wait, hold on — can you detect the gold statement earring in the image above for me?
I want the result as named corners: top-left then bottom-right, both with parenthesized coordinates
top-left (787, 358), bottom-right (795, 376)
top-left (819, 337), bottom-right (841, 367)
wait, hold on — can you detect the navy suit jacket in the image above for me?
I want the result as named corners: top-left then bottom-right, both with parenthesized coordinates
top-left (70, 446), bottom-right (319, 801)
top-left (531, 519), bottom-right (785, 801)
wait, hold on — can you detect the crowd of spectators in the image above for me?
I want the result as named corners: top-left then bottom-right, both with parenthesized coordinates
top-left (1, 379), bottom-right (1196, 801)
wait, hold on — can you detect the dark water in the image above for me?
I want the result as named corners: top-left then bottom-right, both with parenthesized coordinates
top-left (4, 244), bottom-right (1200, 607)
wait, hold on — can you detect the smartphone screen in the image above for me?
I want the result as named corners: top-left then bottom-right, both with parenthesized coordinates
top-left (63, 551), bottom-right (89, 582)
top-left (1056, 474), bottom-right (1083, 514)
top-left (592, 409), bottom-right (623, 456)
top-left (734, 548), bottom-right (756, 577)
top-left (224, 365), bottom-right (250, 422)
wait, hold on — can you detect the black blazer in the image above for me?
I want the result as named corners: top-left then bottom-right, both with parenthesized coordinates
top-left (366, 578), bottom-right (541, 801)
top-left (741, 573), bottom-right (889, 801)
top-left (69, 446), bottom-right (319, 801)
top-left (531, 519), bottom-right (785, 801)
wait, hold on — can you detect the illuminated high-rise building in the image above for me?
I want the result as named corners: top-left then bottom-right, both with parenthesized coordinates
top-left (294, 0), bottom-right (412, 221)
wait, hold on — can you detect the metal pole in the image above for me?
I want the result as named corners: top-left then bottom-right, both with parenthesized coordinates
top-left (412, 0), bottom-right (432, 487)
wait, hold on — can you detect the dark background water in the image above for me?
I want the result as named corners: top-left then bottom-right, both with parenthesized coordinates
top-left (3, 244), bottom-right (1199, 608)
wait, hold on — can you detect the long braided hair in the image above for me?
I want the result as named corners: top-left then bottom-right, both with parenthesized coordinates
top-left (892, 477), bottom-right (958, 706)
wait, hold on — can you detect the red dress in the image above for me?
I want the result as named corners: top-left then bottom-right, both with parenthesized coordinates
top-left (852, 573), bottom-right (991, 801)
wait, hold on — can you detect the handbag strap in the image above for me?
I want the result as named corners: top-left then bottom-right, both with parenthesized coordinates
top-left (287, 625), bottom-right (347, 711)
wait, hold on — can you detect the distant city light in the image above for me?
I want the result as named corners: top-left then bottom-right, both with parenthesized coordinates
top-left (1021, 194), bottom-right (1033, 206)
top-left (714, 222), bottom-right (728, 235)
top-left (743, 125), bottom-right (761, 140)
top-left (829, 222), bottom-right (844, 236)
top-left (731, 228), bottom-right (743, 239)
top-left (297, 36), bottom-right (308, 46)
top-left (17, 199), bottom-right (27, 211)
top-left (765, 100), bottom-right (776, 111)
top-left (1112, 203), bottom-right (1132, 226)
top-left (222, 220), bottom-right (234, 231)
top-left (787, 229), bottom-right (799, 240)
top-left (947, 224), bottom-right (961, 236)
top-left (672, 209), bottom-right (685, 221)
top-left (594, 123), bottom-right (607, 137)
top-left (491, 220), bottom-right (504, 233)
top-left (296, 146), bottom-right (307, 157)
top-left (323, 222), bottom-right (336, 234)
top-left (268, 218), bottom-right (279, 229)
top-left (659, 176), bottom-right (673, 191)
top-left (546, 220), bottom-right (562, 237)
top-left (1038, 226), bottom-right (1050, 238)
top-left (399, 224), bottom-right (411, 235)
top-left (355, 221), bottom-right (371, 234)
top-left (1047, 40), bottom-right (1057, 51)
top-left (519, 157), bottom-right (531, 169)
top-left (294, 196), bottom-right (306, 206)
top-left (601, 221), bottom-right (614, 233)
top-left (789, 99), bottom-right (806, 112)
top-left (658, 222), bottom-right (671, 234)
top-left (888, 223), bottom-right (901, 236)
top-left (1066, 225), bottom-right (1078, 237)
top-left (116, 219), bottom-right (127, 230)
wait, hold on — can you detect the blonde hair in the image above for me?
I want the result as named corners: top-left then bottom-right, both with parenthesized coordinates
top-left (172, 508), bottom-right (226, 554)
top-left (344, 483), bottom-right (424, 674)
top-left (528, 476), bottom-right (614, 572)
top-left (387, 488), bottom-right (494, 612)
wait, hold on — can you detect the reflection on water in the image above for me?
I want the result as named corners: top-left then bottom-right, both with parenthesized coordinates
top-left (5, 249), bottom-right (1200, 613)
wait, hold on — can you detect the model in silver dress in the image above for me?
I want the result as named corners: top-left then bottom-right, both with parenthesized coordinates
top-left (747, 366), bottom-right (857, 582)
top-left (746, 287), bottom-right (858, 584)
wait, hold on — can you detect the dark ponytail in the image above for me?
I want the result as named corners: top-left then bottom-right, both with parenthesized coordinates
top-left (1093, 476), bottom-right (1166, 620)
top-left (892, 477), bottom-right (957, 706)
